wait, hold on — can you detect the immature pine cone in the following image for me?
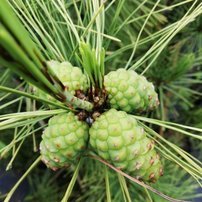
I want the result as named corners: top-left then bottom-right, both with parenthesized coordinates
top-left (47, 60), bottom-right (89, 94)
top-left (34, 60), bottom-right (89, 107)
top-left (40, 112), bottom-right (89, 170)
top-left (89, 109), bottom-right (163, 182)
top-left (104, 68), bottom-right (159, 113)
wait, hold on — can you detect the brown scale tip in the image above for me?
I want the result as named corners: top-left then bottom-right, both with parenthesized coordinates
top-left (75, 89), bottom-right (86, 100)
top-left (64, 85), bottom-right (69, 91)
top-left (77, 111), bottom-right (88, 121)
top-left (50, 167), bottom-right (58, 171)
top-left (151, 178), bottom-right (157, 183)
top-left (160, 167), bottom-right (164, 176)
top-left (53, 157), bottom-right (60, 163)
top-left (66, 153), bottom-right (73, 158)
top-left (150, 157), bottom-right (155, 165)
top-left (147, 140), bottom-right (154, 150)
top-left (63, 164), bottom-right (71, 169)
top-left (76, 156), bottom-right (81, 161)
top-left (148, 95), bottom-right (152, 100)
top-left (156, 99), bottom-right (160, 106)
top-left (80, 145), bottom-right (86, 150)
top-left (149, 172), bottom-right (155, 179)
top-left (130, 135), bottom-right (135, 140)
top-left (135, 162), bottom-right (142, 170)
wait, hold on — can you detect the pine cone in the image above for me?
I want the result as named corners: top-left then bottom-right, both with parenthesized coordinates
top-left (40, 112), bottom-right (89, 170)
top-left (104, 68), bottom-right (159, 113)
top-left (48, 60), bottom-right (89, 94)
top-left (89, 109), bottom-right (163, 182)
top-left (34, 60), bottom-right (89, 108)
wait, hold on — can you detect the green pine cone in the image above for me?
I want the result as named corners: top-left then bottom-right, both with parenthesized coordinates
top-left (104, 68), bottom-right (159, 113)
top-left (40, 112), bottom-right (89, 170)
top-left (48, 60), bottom-right (89, 94)
top-left (34, 60), bottom-right (89, 108)
top-left (89, 109), bottom-right (163, 182)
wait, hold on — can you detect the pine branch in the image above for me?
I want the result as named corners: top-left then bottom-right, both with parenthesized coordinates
top-left (0, 0), bottom-right (93, 112)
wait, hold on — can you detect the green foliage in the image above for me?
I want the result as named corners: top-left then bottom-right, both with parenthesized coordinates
top-left (79, 42), bottom-right (105, 88)
top-left (24, 170), bottom-right (63, 202)
top-left (148, 50), bottom-right (195, 85)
